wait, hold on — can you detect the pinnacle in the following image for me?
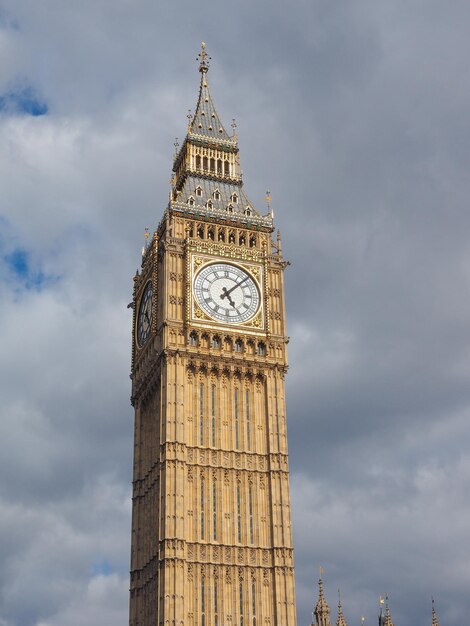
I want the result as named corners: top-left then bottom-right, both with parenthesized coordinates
top-left (189, 43), bottom-right (231, 141)
top-left (336, 590), bottom-right (348, 626)
top-left (384, 597), bottom-right (394, 626)
top-left (314, 575), bottom-right (331, 626)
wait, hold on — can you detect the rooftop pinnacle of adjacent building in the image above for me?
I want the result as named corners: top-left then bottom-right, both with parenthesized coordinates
top-left (336, 590), bottom-right (348, 626)
top-left (313, 572), bottom-right (332, 626)
top-left (378, 596), bottom-right (394, 626)
top-left (432, 597), bottom-right (440, 626)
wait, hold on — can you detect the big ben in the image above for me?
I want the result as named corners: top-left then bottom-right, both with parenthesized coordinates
top-left (129, 44), bottom-right (297, 626)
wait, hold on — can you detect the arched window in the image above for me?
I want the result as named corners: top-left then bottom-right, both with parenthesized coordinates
top-left (257, 342), bottom-right (266, 356)
top-left (231, 193), bottom-right (238, 203)
top-left (217, 159), bottom-right (222, 174)
top-left (249, 235), bottom-right (257, 248)
top-left (189, 332), bottom-right (198, 346)
top-left (224, 161), bottom-right (230, 176)
top-left (210, 158), bottom-right (215, 172)
top-left (201, 577), bottom-right (206, 626)
top-left (195, 154), bottom-right (201, 169)
top-left (203, 156), bottom-right (208, 170)
top-left (188, 196), bottom-right (195, 207)
top-left (208, 228), bottom-right (214, 240)
top-left (227, 204), bottom-right (234, 213)
top-left (239, 234), bottom-right (246, 246)
top-left (213, 189), bottom-right (220, 200)
top-left (248, 483), bottom-right (254, 541)
top-left (214, 579), bottom-right (219, 626)
top-left (196, 186), bottom-right (202, 197)
top-left (245, 207), bottom-right (252, 216)
top-left (251, 581), bottom-right (257, 626)
top-left (197, 225), bottom-right (204, 239)
top-left (235, 339), bottom-right (243, 353)
top-left (211, 335), bottom-right (220, 349)
top-left (218, 229), bottom-right (225, 242)
top-left (206, 200), bottom-right (213, 210)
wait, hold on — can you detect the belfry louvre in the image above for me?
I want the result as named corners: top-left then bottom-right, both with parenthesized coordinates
top-left (129, 44), bottom-right (297, 626)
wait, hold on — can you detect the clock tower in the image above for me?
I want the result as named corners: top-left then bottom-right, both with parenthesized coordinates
top-left (129, 44), bottom-right (297, 626)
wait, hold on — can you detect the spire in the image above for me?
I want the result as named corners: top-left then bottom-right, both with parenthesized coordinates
top-left (383, 596), bottom-right (394, 626)
top-left (313, 570), bottom-right (331, 626)
top-left (169, 44), bottom-right (273, 232)
top-left (190, 42), bottom-right (231, 141)
top-left (336, 590), bottom-right (348, 626)
top-left (432, 597), bottom-right (439, 626)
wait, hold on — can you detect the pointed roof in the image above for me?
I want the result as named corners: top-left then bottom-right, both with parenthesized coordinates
top-left (189, 43), bottom-right (231, 141)
top-left (168, 43), bottom-right (273, 231)
top-left (336, 590), bottom-right (348, 626)
top-left (314, 574), bottom-right (331, 626)
top-left (432, 598), bottom-right (440, 626)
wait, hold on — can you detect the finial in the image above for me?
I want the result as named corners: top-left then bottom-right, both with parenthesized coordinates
top-left (173, 137), bottom-right (179, 157)
top-left (141, 227), bottom-right (150, 257)
top-left (266, 189), bottom-right (271, 209)
top-left (231, 118), bottom-right (237, 138)
top-left (361, 617), bottom-right (365, 625)
top-left (197, 42), bottom-right (210, 73)
top-left (266, 190), bottom-right (274, 219)
top-left (187, 109), bottom-right (193, 130)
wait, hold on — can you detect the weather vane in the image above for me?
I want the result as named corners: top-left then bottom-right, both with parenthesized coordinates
top-left (197, 42), bottom-right (210, 73)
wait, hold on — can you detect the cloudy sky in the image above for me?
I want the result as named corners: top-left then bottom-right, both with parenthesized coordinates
top-left (1, 1), bottom-right (469, 625)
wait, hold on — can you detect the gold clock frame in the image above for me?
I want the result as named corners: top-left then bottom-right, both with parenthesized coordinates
top-left (186, 240), bottom-right (267, 334)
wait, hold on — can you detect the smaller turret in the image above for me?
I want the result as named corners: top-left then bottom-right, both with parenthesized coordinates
top-left (312, 570), bottom-right (331, 626)
top-left (432, 597), bottom-right (439, 626)
top-left (336, 590), bottom-right (348, 626)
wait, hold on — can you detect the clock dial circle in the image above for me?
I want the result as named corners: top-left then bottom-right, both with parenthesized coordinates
top-left (194, 262), bottom-right (260, 324)
top-left (137, 282), bottom-right (153, 346)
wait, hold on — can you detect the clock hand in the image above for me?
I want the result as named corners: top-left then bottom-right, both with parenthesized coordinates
top-left (220, 275), bottom-right (249, 300)
top-left (145, 311), bottom-right (150, 324)
top-left (220, 288), bottom-right (235, 307)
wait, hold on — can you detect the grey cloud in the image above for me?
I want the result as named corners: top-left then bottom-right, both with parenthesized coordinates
top-left (1, 1), bottom-right (469, 625)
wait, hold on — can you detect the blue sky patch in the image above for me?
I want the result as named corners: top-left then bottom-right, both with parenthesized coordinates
top-left (91, 559), bottom-right (113, 577)
top-left (2, 246), bottom-right (50, 290)
top-left (0, 86), bottom-right (48, 117)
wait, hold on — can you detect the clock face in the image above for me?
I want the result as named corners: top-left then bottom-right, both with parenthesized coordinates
top-left (137, 282), bottom-right (153, 347)
top-left (194, 262), bottom-right (260, 324)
